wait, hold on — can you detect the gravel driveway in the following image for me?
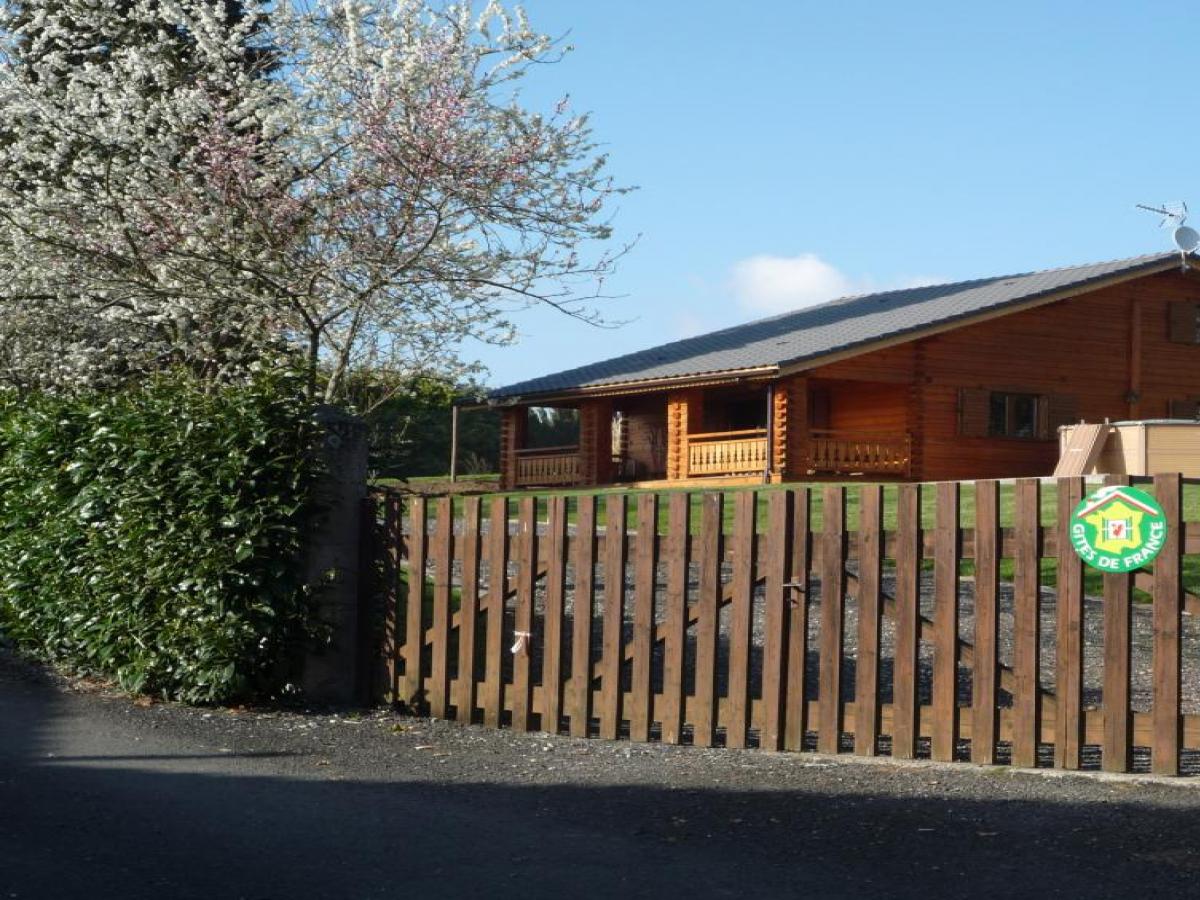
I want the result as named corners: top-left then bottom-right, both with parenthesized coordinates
top-left (6, 650), bottom-right (1200, 899)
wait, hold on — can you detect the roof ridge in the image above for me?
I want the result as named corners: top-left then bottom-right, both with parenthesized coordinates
top-left (733, 250), bottom-right (1177, 330)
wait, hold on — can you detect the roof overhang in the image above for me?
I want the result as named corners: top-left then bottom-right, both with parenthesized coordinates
top-left (477, 365), bottom-right (779, 408)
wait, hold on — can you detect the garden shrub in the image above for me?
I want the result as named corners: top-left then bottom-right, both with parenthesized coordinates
top-left (0, 370), bottom-right (323, 703)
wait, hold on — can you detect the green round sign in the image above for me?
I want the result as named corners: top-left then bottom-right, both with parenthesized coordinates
top-left (1069, 485), bottom-right (1168, 573)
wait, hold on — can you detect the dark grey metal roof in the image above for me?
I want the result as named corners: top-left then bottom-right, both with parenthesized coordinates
top-left (491, 252), bottom-right (1179, 401)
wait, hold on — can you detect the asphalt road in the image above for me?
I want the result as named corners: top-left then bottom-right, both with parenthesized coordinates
top-left (5, 656), bottom-right (1200, 899)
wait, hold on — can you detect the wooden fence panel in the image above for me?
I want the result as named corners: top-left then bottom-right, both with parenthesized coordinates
top-left (542, 496), bottom-right (568, 735)
top-left (784, 488), bottom-right (811, 752)
top-left (892, 483), bottom-right (920, 759)
top-left (694, 493), bottom-right (722, 748)
top-left (402, 497), bottom-right (427, 711)
top-left (600, 495), bottom-right (628, 741)
top-left (972, 480), bottom-right (999, 764)
top-left (630, 493), bottom-right (658, 743)
top-left (1102, 475), bottom-right (1133, 773)
top-left (1012, 478), bottom-right (1041, 768)
top-left (761, 490), bottom-right (793, 751)
top-left (932, 481), bottom-right (960, 762)
top-left (1153, 473), bottom-right (1182, 776)
top-left (1054, 477), bottom-right (1084, 769)
top-left (369, 470), bottom-right (1198, 778)
top-left (455, 497), bottom-right (482, 723)
top-left (727, 491), bottom-right (757, 749)
top-left (569, 496), bottom-right (597, 738)
top-left (660, 493), bottom-right (691, 745)
top-left (483, 497), bottom-right (508, 729)
top-left (818, 486), bottom-right (846, 754)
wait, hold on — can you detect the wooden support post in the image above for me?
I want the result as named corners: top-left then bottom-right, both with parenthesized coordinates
top-left (784, 377), bottom-right (809, 480)
top-left (449, 404), bottom-right (459, 483)
top-left (1102, 474), bottom-right (1133, 773)
top-left (1152, 472), bottom-right (1182, 776)
top-left (498, 406), bottom-right (525, 491)
top-left (817, 486), bottom-right (845, 754)
top-left (854, 485), bottom-right (882, 756)
top-left (972, 480), bottom-right (1000, 764)
top-left (1012, 478), bottom-right (1041, 768)
top-left (931, 481), bottom-right (960, 762)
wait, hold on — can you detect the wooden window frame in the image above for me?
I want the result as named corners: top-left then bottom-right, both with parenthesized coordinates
top-left (988, 391), bottom-right (1042, 440)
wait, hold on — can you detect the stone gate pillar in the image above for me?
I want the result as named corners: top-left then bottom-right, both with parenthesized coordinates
top-left (301, 406), bottom-right (368, 704)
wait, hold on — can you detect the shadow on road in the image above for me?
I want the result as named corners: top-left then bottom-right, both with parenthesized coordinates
top-left (3, 659), bottom-right (1199, 899)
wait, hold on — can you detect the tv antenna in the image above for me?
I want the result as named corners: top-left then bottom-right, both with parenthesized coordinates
top-left (1136, 201), bottom-right (1199, 268)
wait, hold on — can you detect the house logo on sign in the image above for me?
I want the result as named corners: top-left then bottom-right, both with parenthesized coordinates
top-left (1069, 486), bottom-right (1167, 572)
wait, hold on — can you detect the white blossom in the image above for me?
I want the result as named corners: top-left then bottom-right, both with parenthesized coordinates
top-left (0, 0), bottom-right (629, 400)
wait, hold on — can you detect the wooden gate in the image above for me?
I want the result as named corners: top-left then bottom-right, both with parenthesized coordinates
top-left (364, 475), bottom-right (1197, 775)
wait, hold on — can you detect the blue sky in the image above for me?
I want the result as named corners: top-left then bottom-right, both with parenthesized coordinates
top-left (471, 1), bottom-right (1196, 388)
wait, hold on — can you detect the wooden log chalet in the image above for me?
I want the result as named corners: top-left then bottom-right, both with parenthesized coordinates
top-left (488, 252), bottom-right (1200, 489)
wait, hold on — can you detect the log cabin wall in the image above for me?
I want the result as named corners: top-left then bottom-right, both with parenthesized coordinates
top-left (497, 406), bottom-right (526, 490)
top-left (822, 381), bottom-right (910, 432)
top-left (799, 268), bottom-right (1200, 481)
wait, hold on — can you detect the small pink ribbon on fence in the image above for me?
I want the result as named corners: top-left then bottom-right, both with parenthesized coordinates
top-left (510, 631), bottom-right (532, 655)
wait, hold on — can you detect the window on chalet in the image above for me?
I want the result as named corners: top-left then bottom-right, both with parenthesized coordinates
top-left (988, 392), bottom-right (1039, 438)
top-left (1168, 301), bottom-right (1200, 344)
top-left (959, 388), bottom-right (1078, 440)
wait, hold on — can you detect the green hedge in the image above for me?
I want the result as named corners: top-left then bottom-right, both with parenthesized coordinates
top-left (0, 370), bottom-right (323, 703)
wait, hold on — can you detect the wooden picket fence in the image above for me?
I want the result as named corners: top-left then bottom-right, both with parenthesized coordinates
top-left (365, 474), bottom-right (1198, 775)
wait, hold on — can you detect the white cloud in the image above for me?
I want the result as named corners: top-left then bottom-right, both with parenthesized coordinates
top-left (729, 253), bottom-right (944, 315)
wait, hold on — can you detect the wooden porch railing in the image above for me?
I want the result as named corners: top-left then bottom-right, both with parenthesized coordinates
top-left (514, 445), bottom-right (580, 487)
top-left (807, 429), bottom-right (911, 476)
top-left (686, 429), bottom-right (768, 477)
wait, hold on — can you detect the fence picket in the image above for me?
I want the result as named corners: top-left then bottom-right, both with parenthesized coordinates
top-left (512, 497), bottom-right (537, 732)
top-left (382, 495), bottom-right (400, 702)
top-left (430, 497), bottom-right (453, 719)
top-left (893, 483), bottom-right (921, 759)
top-left (762, 490), bottom-right (793, 751)
top-left (630, 493), bottom-right (658, 742)
top-left (727, 491), bottom-right (757, 749)
top-left (569, 496), bottom-right (597, 738)
top-left (483, 497), bottom-right (508, 729)
top-left (784, 488), bottom-right (810, 752)
top-left (402, 497), bottom-right (427, 711)
top-left (455, 497), bottom-right (482, 723)
top-left (1054, 478), bottom-right (1084, 769)
top-left (1102, 474), bottom-right (1133, 773)
top-left (817, 486), bottom-right (845, 755)
top-left (971, 481), bottom-right (1000, 764)
top-left (932, 481), bottom-right (960, 762)
top-left (542, 496), bottom-right (568, 735)
top-left (661, 493), bottom-right (690, 745)
top-left (1012, 478), bottom-right (1041, 768)
top-left (1153, 473), bottom-right (1183, 776)
top-left (600, 495), bottom-right (628, 741)
top-left (694, 493), bottom-right (722, 748)
top-left (855, 485), bottom-right (883, 756)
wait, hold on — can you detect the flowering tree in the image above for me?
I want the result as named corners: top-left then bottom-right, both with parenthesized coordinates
top-left (0, 0), bottom-right (627, 399)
